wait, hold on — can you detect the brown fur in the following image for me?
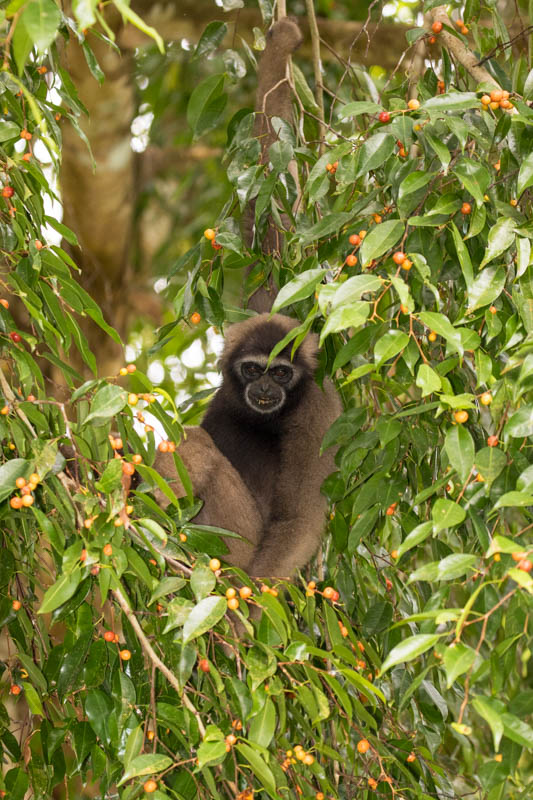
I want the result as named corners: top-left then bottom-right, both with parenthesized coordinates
top-left (154, 315), bottom-right (342, 578)
top-left (243, 18), bottom-right (303, 313)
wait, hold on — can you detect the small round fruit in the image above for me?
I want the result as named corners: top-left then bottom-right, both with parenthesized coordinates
top-left (103, 631), bottom-right (115, 642)
top-left (209, 558), bottom-right (221, 571)
top-left (428, 331), bottom-right (437, 342)
top-left (239, 586), bottom-right (253, 599)
top-left (490, 305), bottom-right (497, 314)
top-left (29, 473), bottom-right (40, 484)
top-left (15, 477), bottom-right (26, 489)
top-left (80, 549), bottom-right (87, 562)
top-left (225, 587), bottom-right (237, 599)
top-left (191, 312), bottom-right (201, 324)
top-left (345, 254), bottom-right (357, 267)
top-left (21, 495), bottom-right (33, 507)
top-left (357, 738), bottom-right (370, 754)
top-left (103, 544), bottom-right (113, 557)
top-left (119, 649), bottom-right (131, 661)
top-left (373, 213), bottom-right (382, 224)
top-left (143, 780), bottom-right (157, 793)
top-left (316, 793), bottom-right (325, 800)
top-left (122, 462), bottom-right (135, 476)
top-left (510, 197), bottom-right (517, 205)
top-left (359, 230), bottom-right (367, 238)
top-left (385, 505), bottom-right (395, 516)
top-left (12, 600), bottom-right (21, 611)
top-left (132, 454), bottom-right (142, 464)
top-left (0, 406), bottom-right (9, 415)
top-left (408, 99), bottom-right (420, 110)
top-left (490, 89), bottom-right (503, 103)
top-left (489, 101), bottom-right (500, 110)
top-left (128, 393), bottom-right (138, 406)
top-left (487, 435), bottom-right (499, 447)
top-left (461, 202), bottom-right (472, 215)
top-left (225, 733), bottom-right (237, 745)
top-left (401, 258), bottom-right (413, 271)
top-left (428, 36), bottom-right (436, 44)
top-left (2, 186), bottom-right (14, 198)
top-left (400, 304), bottom-right (409, 314)
top-left (407, 752), bottom-right (416, 762)
top-left (227, 597), bottom-right (240, 610)
top-left (392, 251), bottom-right (406, 265)
top-left (511, 551), bottom-right (526, 562)
top-left (431, 20), bottom-right (443, 33)
top-left (119, 367), bottom-right (128, 376)
top-left (378, 111), bottom-right (390, 123)
top-left (158, 440), bottom-right (169, 453)
top-left (204, 228), bottom-right (216, 241)
top-left (198, 658), bottom-right (210, 673)
top-left (349, 233), bottom-right (361, 246)
top-left (518, 559), bottom-right (533, 572)
top-left (454, 410), bottom-right (469, 423)
top-left (10, 685), bottom-right (21, 695)
top-left (480, 392), bottom-right (492, 406)
top-left (391, 550), bottom-right (399, 559)
top-left (481, 95), bottom-right (491, 105)
top-left (303, 754), bottom-right (315, 765)
top-left (331, 590), bottom-right (340, 602)
top-left (179, 532), bottom-right (187, 542)
top-left (9, 332), bottom-right (21, 342)
top-left (323, 586), bottom-right (335, 599)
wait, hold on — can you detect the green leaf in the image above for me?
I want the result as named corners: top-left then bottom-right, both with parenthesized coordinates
top-left (271, 269), bottom-right (326, 313)
top-left (0, 459), bottom-right (28, 503)
top-left (374, 330), bottom-right (409, 367)
top-left (467, 266), bottom-right (506, 312)
top-left (0, 121), bottom-right (21, 142)
top-left (517, 151), bottom-right (533, 196)
top-left (416, 363), bottom-right (441, 397)
top-left (505, 405), bottom-right (533, 437)
top-left (297, 211), bottom-right (354, 245)
top-left (193, 21), bottom-right (228, 59)
top-left (453, 159), bottom-right (490, 206)
top-left (197, 739), bottom-right (227, 769)
top-left (187, 74), bottom-right (226, 139)
top-left (162, 597), bottom-right (194, 634)
top-left (443, 643), bottom-right (476, 688)
top-left (117, 754), bottom-right (173, 786)
top-left (422, 92), bottom-right (479, 112)
top-left (501, 712), bottom-right (533, 747)
top-left (380, 634), bottom-right (441, 674)
top-left (190, 564), bottom-right (216, 601)
top-left (319, 301), bottom-right (370, 343)
top-left (437, 553), bottom-right (477, 579)
top-left (20, 0), bottom-right (61, 52)
top-left (72, 0), bottom-right (97, 28)
top-left (182, 596), bottom-right (227, 644)
top-left (359, 219), bottom-right (404, 266)
top-left (474, 447), bottom-right (506, 486)
top-left (479, 217), bottom-right (516, 269)
top-left (507, 568), bottom-right (533, 594)
top-left (339, 101), bottom-right (382, 117)
top-left (445, 425), bottom-right (474, 482)
top-left (493, 491), bottom-right (533, 509)
top-left (94, 459), bottom-right (123, 494)
top-left (423, 130), bottom-right (451, 169)
top-left (397, 521), bottom-right (433, 557)
top-left (21, 682), bottom-right (44, 716)
top-left (450, 222), bottom-right (473, 291)
top-left (356, 132), bottom-right (395, 176)
top-left (236, 743), bottom-right (276, 796)
top-left (418, 312), bottom-right (463, 356)
top-left (329, 275), bottom-right (382, 309)
top-left (149, 577), bottom-right (186, 605)
top-left (432, 499), bottom-right (466, 533)
top-left (248, 698), bottom-right (276, 748)
top-left (473, 697), bottom-right (504, 751)
top-left (38, 571), bottom-right (81, 614)
top-left (83, 384), bottom-right (128, 426)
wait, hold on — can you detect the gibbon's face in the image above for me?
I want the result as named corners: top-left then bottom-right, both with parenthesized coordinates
top-left (234, 355), bottom-right (301, 416)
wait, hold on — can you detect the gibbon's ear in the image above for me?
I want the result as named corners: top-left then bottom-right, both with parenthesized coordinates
top-left (243, 17), bottom-right (303, 313)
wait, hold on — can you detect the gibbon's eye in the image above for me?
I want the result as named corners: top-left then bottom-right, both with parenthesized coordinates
top-left (241, 362), bottom-right (263, 380)
top-left (270, 365), bottom-right (292, 383)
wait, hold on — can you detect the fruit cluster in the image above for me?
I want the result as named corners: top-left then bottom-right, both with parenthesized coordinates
top-left (9, 473), bottom-right (40, 509)
top-left (480, 89), bottom-right (513, 112)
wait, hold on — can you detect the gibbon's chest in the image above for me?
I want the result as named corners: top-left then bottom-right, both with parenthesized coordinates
top-left (202, 416), bottom-right (281, 521)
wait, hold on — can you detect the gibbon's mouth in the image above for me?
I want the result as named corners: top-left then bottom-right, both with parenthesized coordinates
top-left (248, 394), bottom-right (283, 413)
top-left (254, 397), bottom-right (279, 408)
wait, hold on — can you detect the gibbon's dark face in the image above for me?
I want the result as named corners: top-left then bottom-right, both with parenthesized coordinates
top-left (235, 355), bottom-right (300, 416)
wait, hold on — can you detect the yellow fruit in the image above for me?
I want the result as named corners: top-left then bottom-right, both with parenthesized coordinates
top-left (408, 99), bottom-right (420, 110)
top-left (454, 410), bottom-right (468, 423)
top-left (480, 392), bottom-right (492, 405)
top-left (209, 558), bottom-right (221, 571)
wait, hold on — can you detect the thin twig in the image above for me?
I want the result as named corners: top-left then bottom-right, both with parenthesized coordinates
top-left (113, 585), bottom-right (206, 737)
top-left (304, 0), bottom-right (325, 153)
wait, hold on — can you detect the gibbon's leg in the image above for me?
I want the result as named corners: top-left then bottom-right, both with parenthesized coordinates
top-left (153, 428), bottom-right (263, 571)
top-left (248, 380), bottom-right (342, 579)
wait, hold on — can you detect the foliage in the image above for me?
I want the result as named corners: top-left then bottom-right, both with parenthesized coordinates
top-left (0, 1), bottom-right (532, 800)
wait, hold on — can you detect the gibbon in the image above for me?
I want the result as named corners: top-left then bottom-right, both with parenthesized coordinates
top-left (154, 314), bottom-right (341, 578)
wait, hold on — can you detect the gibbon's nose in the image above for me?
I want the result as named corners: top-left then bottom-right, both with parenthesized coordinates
top-left (256, 378), bottom-right (277, 398)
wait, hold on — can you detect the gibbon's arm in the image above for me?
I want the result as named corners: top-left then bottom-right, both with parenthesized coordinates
top-left (244, 17), bottom-right (303, 312)
top-left (154, 427), bottom-right (263, 571)
top-left (248, 379), bottom-right (342, 578)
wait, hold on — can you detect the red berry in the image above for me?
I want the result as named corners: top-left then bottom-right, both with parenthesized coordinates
top-left (2, 186), bottom-right (14, 198)
top-left (9, 332), bottom-right (21, 343)
top-left (349, 234), bottom-right (361, 246)
top-left (518, 559), bottom-right (532, 572)
top-left (487, 435), bottom-right (499, 447)
top-left (198, 658), bottom-right (210, 673)
top-left (431, 20), bottom-right (443, 33)
top-left (379, 111), bottom-right (390, 123)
